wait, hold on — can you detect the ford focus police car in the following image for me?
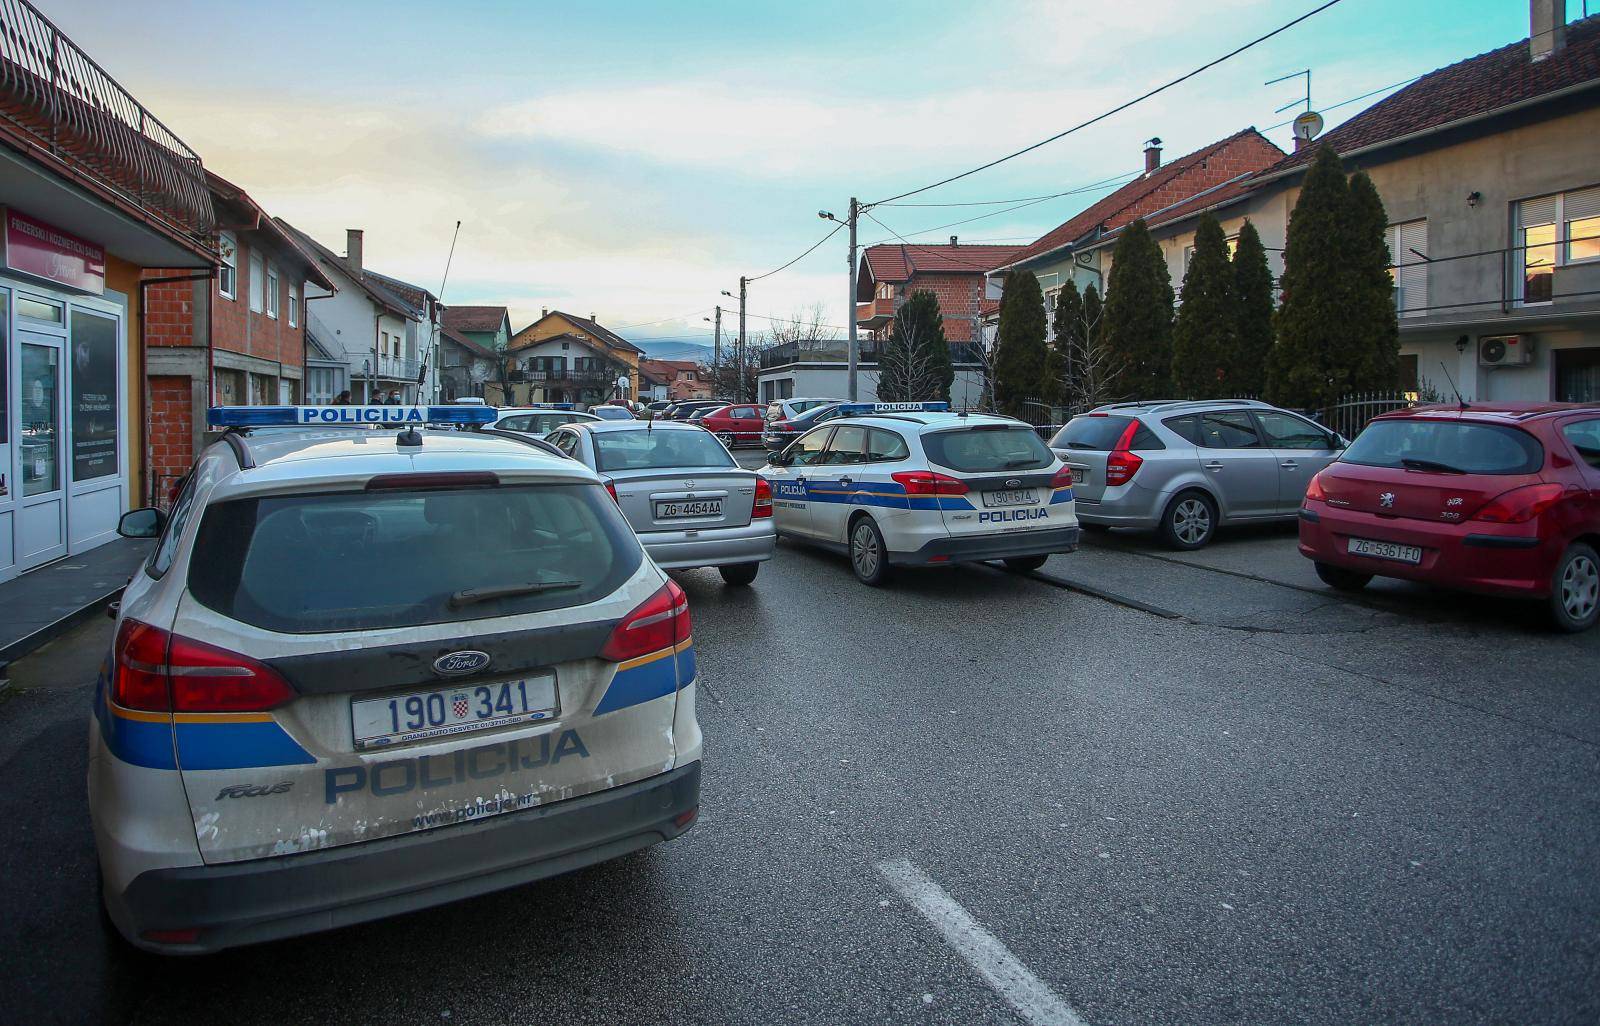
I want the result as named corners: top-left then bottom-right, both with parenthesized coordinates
top-left (758, 402), bottom-right (1080, 584)
top-left (89, 404), bottom-right (701, 954)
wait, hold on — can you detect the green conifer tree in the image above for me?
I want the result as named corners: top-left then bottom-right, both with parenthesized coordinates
top-left (991, 270), bottom-right (1049, 417)
top-left (1228, 220), bottom-right (1275, 397)
top-left (1346, 171), bottom-right (1400, 393)
top-left (1172, 213), bottom-right (1237, 398)
top-left (1050, 278), bottom-right (1084, 403)
top-left (1101, 218), bottom-right (1174, 399)
top-left (1268, 145), bottom-right (1351, 409)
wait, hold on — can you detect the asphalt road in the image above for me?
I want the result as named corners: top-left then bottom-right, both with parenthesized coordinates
top-left (1, 515), bottom-right (1597, 1025)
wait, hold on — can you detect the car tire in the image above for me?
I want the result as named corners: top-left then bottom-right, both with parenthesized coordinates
top-left (1003, 554), bottom-right (1049, 572)
top-left (719, 562), bottom-right (759, 586)
top-left (848, 515), bottom-right (892, 586)
top-left (1548, 542), bottom-right (1600, 633)
top-left (716, 431), bottom-right (735, 448)
top-left (1315, 561), bottom-right (1372, 592)
top-left (1159, 491), bottom-right (1217, 550)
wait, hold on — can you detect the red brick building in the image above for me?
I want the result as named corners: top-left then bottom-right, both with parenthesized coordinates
top-left (143, 172), bottom-right (333, 501)
top-left (855, 239), bottom-right (1025, 349)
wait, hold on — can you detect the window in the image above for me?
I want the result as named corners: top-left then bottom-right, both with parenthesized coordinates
top-left (1254, 411), bottom-right (1331, 450)
top-left (1399, 354), bottom-right (1419, 395)
top-left (922, 426), bottom-right (1053, 472)
top-left (785, 427), bottom-right (833, 466)
top-left (265, 264), bottom-right (280, 318)
top-left (248, 251), bottom-right (264, 312)
top-left (866, 429), bottom-right (909, 462)
top-left (593, 429), bottom-right (734, 471)
top-left (1342, 420), bottom-right (1542, 475)
top-left (1556, 348), bottom-right (1600, 403)
top-left (1517, 187), bottom-right (1600, 303)
top-left (218, 232), bottom-right (237, 300)
top-left (876, 281), bottom-right (893, 300)
top-left (1196, 412), bottom-right (1261, 449)
top-left (1386, 220), bottom-right (1428, 316)
top-left (288, 283), bottom-right (299, 327)
top-left (822, 425), bottom-right (868, 464)
top-left (149, 472), bottom-right (200, 579)
top-left (1562, 419), bottom-right (1600, 469)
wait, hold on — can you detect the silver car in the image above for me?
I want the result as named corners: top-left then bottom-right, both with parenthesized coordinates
top-left (1050, 399), bottom-right (1345, 549)
top-left (545, 420), bottom-right (776, 585)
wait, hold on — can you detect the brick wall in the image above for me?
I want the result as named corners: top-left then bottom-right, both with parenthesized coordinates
top-left (148, 375), bottom-right (193, 505)
top-left (145, 229), bottom-right (309, 369)
top-left (1115, 133), bottom-right (1286, 230)
top-left (900, 271), bottom-right (984, 343)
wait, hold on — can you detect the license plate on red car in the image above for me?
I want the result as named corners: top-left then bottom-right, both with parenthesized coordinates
top-left (1347, 537), bottom-right (1422, 564)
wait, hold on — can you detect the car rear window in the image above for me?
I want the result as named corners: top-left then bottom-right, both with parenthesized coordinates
top-left (923, 426), bottom-right (1054, 473)
top-left (1051, 415), bottom-right (1163, 450)
top-left (187, 484), bottom-right (640, 633)
top-left (593, 429), bottom-right (736, 471)
top-left (1341, 419), bottom-right (1544, 475)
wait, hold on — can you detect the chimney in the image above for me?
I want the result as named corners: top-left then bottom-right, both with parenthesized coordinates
top-left (346, 229), bottom-right (363, 275)
top-left (1144, 137), bottom-right (1163, 175)
top-left (1294, 134), bottom-right (1312, 153)
top-left (541, 306), bottom-right (549, 317)
top-left (1530, 0), bottom-right (1566, 61)
top-left (589, 312), bottom-right (597, 322)
top-left (949, 235), bottom-right (958, 247)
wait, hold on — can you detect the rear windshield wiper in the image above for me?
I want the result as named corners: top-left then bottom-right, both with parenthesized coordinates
top-left (1400, 457), bottom-right (1467, 474)
top-left (449, 579), bottom-right (582, 608)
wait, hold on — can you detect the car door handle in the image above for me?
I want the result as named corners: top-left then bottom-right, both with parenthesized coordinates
top-left (1280, 460), bottom-right (1299, 470)
top-left (1203, 461), bottom-right (1224, 471)
top-left (839, 477), bottom-right (853, 487)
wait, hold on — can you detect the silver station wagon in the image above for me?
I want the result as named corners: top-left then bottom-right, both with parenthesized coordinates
top-left (544, 420), bottom-right (777, 585)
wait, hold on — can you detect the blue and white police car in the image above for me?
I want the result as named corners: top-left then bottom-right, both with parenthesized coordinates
top-left (89, 404), bottom-right (701, 953)
top-left (758, 402), bottom-right (1080, 585)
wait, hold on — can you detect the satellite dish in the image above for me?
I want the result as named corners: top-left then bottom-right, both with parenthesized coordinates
top-left (469, 361), bottom-right (490, 383)
top-left (1292, 110), bottom-right (1325, 141)
top-left (616, 374), bottom-right (631, 392)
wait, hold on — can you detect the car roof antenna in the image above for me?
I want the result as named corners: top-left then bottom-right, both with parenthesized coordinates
top-left (1437, 360), bottom-right (1469, 410)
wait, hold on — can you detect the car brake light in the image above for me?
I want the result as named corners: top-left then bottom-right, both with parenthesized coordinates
top-left (604, 479), bottom-right (619, 503)
top-left (1471, 483), bottom-right (1565, 524)
top-left (600, 579), bottom-right (691, 662)
top-left (1304, 471), bottom-right (1328, 502)
top-left (753, 477), bottom-right (773, 518)
top-left (112, 620), bottom-right (296, 712)
top-left (1102, 421), bottom-right (1144, 487)
top-left (891, 470), bottom-right (969, 496)
top-left (1049, 466), bottom-right (1074, 489)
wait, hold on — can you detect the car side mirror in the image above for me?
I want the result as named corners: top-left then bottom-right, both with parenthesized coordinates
top-left (118, 507), bottom-right (165, 539)
top-left (766, 451), bottom-right (787, 467)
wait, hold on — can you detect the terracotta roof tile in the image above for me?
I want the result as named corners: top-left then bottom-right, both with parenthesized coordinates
top-left (442, 305), bottom-right (510, 334)
top-left (861, 242), bottom-right (1026, 283)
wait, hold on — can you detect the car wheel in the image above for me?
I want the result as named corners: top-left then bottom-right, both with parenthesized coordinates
top-left (1315, 561), bottom-right (1372, 592)
top-left (849, 515), bottom-right (892, 586)
top-left (716, 431), bottom-right (735, 448)
top-left (1159, 491), bottom-right (1216, 550)
top-left (1003, 554), bottom-right (1049, 572)
top-left (719, 562), bottom-right (759, 586)
top-left (1549, 542), bottom-right (1600, 633)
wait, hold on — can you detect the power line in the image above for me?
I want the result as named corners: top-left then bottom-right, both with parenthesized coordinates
top-left (614, 306), bottom-right (715, 329)
top-left (867, 0), bottom-right (1346, 206)
top-left (747, 220), bottom-right (847, 282)
top-left (863, 175), bottom-right (1135, 248)
top-left (1263, 73), bottom-right (1423, 132)
top-left (875, 169), bottom-right (1142, 209)
top-left (862, 211), bottom-right (1014, 274)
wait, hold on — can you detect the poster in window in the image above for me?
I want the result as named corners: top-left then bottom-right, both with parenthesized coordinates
top-left (71, 310), bottom-right (118, 481)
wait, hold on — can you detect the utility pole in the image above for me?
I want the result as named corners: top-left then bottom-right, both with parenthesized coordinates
top-left (738, 275), bottom-right (748, 402)
top-left (713, 305), bottom-right (722, 368)
top-left (846, 196), bottom-right (859, 401)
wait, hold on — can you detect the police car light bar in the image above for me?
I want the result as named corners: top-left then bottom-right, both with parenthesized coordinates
top-left (836, 401), bottom-right (951, 415)
top-left (206, 405), bottom-right (498, 428)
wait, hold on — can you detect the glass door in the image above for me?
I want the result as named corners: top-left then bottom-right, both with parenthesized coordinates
top-left (18, 330), bottom-right (66, 569)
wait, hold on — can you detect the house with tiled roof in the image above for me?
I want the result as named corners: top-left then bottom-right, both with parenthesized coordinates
top-left (1239, 3), bottom-right (1600, 403)
top-left (503, 308), bottom-right (644, 405)
top-left (640, 358), bottom-right (711, 402)
top-left (856, 238), bottom-right (1025, 348)
top-left (442, 305), bottom-right (512, 353)
top-left (437, 324), bottom-right (500, 402)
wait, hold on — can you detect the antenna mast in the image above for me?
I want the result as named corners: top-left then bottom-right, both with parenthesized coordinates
top-left (415, 219), bottom-right (463, 395)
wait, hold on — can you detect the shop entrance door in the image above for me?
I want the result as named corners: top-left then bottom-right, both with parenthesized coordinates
top-left (18, 330), bottom-right (66, 569)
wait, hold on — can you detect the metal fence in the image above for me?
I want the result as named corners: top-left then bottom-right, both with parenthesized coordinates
top-left (0, 0), bottom-right (213, 240)
top-left (1312, 391), bottom-right (1416, 441)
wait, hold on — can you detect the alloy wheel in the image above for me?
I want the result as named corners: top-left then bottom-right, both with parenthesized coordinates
top-left (851, 522), bottom-right (880, 578)
top-left (1173, 498), bottom-right (1212, 545)
top-left (1562, 553), bottom-right (1599, 621)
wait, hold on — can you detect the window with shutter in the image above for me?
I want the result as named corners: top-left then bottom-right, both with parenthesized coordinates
top-left (1516, 195), bottom-right (1560, 304)
top-left (1565, 185), bottom-right (1600, 263)
top-left (1385, 220), bottom-right (1428, 316)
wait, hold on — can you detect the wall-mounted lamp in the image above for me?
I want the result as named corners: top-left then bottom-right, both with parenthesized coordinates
top-left (1455, 334), bottom-right (1469, 354)
top-left (1466, 191), bottom-right (1481, 208)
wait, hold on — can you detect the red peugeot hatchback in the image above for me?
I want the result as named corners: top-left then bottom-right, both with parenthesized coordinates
top-left (1298, 403), bottom-right (1600, 632)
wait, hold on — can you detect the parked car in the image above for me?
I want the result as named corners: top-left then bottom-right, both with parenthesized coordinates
top-left (544, 420), bottom-right (776, 585)
top-left (1298, 402), bottom-right (1600, 632)
top-left (645, 400), bottom-right (674, 414)
top-left (589, 404), bottom-right (636, 421)
top-left (488, 406), bottom-right (602, 436)
top-left (766, 397), bottom-right (840, 423)
top-left (762, 401), bottom-right (852, 451)
top-left (1050, 399), bottom-right (1345, 549)
top-left (697, 403), bottom-right (768, 447)
top-left (664, 400), bottom-right (726, 421)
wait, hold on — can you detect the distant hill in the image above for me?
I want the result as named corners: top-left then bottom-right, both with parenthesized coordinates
top-left (633, 339), bottom-right (714, 363)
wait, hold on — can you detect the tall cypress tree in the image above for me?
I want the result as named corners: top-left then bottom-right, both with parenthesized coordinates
top-left (1172, 213), bottom-right (1236, 399)
top-left (991, 270), bottom-right (1049, 417)
top-left (879, 289), bottom-right (951, 401)
top-left (1346, 171), bottom-right (1400, 393)
top-left (1102, 218), bottom-right (1174, 399)
top-left (1051, 278), bottom-right (1084, 403)
top-left (1268, 145), bottom-right (1351, 409)
top-left (1229, 220), bottom-right (1274, 397)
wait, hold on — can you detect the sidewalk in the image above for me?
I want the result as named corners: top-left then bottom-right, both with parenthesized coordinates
top-left (0, 538), bottom-right (151, 666)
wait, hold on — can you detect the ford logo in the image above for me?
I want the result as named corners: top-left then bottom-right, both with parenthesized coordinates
top-left (1005, 477), bottom-right (1022, 488)
top-left (433, 650), bottom-right (490, 676)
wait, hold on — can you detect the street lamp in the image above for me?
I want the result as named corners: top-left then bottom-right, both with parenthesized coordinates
top-left (820, 202), bottom-right (861, 399)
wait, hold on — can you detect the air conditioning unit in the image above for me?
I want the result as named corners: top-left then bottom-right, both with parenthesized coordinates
top-left (1479, 334), bottom-right (1534, 368)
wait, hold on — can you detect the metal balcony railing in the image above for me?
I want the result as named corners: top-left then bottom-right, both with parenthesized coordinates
top-left (0, 0), bottom-right (214, 242)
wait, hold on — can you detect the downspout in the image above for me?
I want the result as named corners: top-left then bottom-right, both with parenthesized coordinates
top-left (137, 270), bottom-right (214, 505)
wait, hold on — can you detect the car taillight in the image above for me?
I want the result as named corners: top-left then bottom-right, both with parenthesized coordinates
top-left (1304, 471), bottom-right (1328, 502)
top-left (112, 620), bottom-right (296, 712)
top-left (891, 470), bottom-right (969, 496)
top-left (1471, 483), bottom-right (1565, 524)
top-left (601, 579), bottom-right (691, 662)
top-left (604, 479), bottom-right (619, 503)
top-left (753, 477), bottom-right (773, 518)
top-left (1104, 420), bottom-right (1143, 487)
top-left (1049, 466), bottom-right (1075, 489)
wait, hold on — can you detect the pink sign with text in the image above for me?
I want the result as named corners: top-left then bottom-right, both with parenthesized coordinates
top-left (5, 209), bottom-right (105, 294)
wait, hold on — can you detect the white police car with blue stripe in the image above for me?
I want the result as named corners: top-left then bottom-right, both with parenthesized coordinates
top-left (758, 403), bottom-right (1079, 584)
top-left (89, 405), bottom-right (701, 953)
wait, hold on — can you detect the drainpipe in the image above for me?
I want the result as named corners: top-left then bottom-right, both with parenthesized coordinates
top-left (138, 270), bottom-right (214, 505)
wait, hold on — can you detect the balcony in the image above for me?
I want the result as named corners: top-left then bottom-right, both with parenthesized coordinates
top-left (364, 355), bottom-right (420, 381)
top-left (0, 0), bottom-right (213, 245)
top-left (758, 340), bottom-right (883, 369)
top-left (856, 297), bottom-right (894, 327)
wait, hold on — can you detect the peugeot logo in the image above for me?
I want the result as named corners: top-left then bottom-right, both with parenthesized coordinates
top-left (1379, 492), bottom-right (1396, 508)
top-left (433, 650), bottom-right (490, 676)
top-left (1004, 478), bottom-right (1022, 488)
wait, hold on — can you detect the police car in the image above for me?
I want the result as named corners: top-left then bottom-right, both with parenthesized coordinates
top-left (489, 403), bottom-right (602, 436)
top-left (758, 402), bottom-right (1080, 584)
top-left (90, 404), bottom-right (701, 953)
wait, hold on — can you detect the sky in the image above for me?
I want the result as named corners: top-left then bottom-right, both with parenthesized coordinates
top-left (44, 0), bottom-right (1587, 347)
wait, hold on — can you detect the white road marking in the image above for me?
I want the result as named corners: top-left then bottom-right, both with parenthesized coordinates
top-left (876, 859), bottom-right (1087, 1026)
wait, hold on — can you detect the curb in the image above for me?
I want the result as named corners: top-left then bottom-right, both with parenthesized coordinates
top-left (0, 586), bottom-right (122, 666)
